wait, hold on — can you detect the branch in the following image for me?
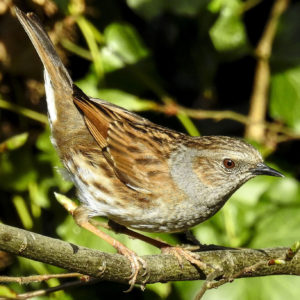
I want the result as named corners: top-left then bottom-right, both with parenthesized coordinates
top-left (245, 0), bottom-right (290, 142)
top-left (155, 104), bottom-right (300, 142)
top-left (0, 223), bottom-right (299, 288)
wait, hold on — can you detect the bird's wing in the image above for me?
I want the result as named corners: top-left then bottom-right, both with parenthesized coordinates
top-left (73, 86), bottom-right (179, 193)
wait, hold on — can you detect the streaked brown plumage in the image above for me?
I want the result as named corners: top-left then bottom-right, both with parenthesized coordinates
top-left (15, 7), bottom-right (283, 290)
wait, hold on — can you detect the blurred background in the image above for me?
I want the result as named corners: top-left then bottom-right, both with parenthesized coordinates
top-left (0, 0), bottom-right (300, 299)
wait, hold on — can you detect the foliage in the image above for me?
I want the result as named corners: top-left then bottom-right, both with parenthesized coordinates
top-left (0, 0), bottom-right (300, 299)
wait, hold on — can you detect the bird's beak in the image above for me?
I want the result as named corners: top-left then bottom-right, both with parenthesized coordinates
top-left (252, 163), bottom-right (284, 177)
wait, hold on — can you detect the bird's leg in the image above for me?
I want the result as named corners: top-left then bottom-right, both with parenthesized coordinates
top-left (107, 221), bottom-right (213, 271)
top-left (73, 207), bottom-right (147, 292)
top-left (184, 230), bottom-right (202, 247)
top-left (107, 220), bottom-right (171, 248)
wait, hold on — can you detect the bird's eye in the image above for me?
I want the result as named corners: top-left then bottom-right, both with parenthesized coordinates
top-left (223, 159), bottom-right (235, 169)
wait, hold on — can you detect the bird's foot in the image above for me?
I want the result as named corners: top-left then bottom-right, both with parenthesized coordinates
top-left (161, 246), bottom-right (214, 271)
top-left (115, 242), bottom-right (148, 292)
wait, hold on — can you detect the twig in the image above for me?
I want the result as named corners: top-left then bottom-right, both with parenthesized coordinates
top-left (194, 241), bottom-right (300, 300)
top-left (15, 278), bottom-right (100, 300)
top-left (0, 273), bottom-right (82, 284)
top-left (2, 94), bottom-right (300, 143)
top-left (245, 0), bottom-right (290, 142)
top-left (194, 270), bottom-right (223, 300)
top-left (0, 99), bottom-right (48, 124)
top-left (157, 104), bottom-right (300, 141)
top-left (240, 0), bottom-right (263, 13)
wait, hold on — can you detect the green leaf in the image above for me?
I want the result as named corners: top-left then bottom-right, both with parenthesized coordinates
top-left (76, 17), bottom-right (104, 80)
top-left (56, 215), bottom-right (164, 256)
top-left (98, 89), bottom-right (156, 111)
top-left (0, 149), bottom-right (37, 191)
top-left (147, 282), bottom-right (172, 299)
top-left (0, 132), bottom-right (28, 153)
top-left (126, 0), bottom-right (166, 20)
top-left (230, 176), bottom-right (276, 206)
top-left (127, 0), bottom-right (207, 19)
top-left (251, 207), bottom-right (300, 248)
top-left (197, 276), bottom-right (300, 300)
top-left (76, 73), bottom-right (158, 111)
top-left (272, 3), bottom-right (300, 66)
top-left (263, 177), bottom-right (300, 204)
top-left (13, 195), bottom-right (33, 229)
top-left (36, 128), bottom-right (72, 194)
top-left (0, 285), bottom-right (16, 298)
top-left (270, 66), bottom-right (300, 132)
top-left (103, 22), bottom-right (149, 69)
top-left (209, 0), bottom-right (249, 53)
top-left (172, 281), bottom-right (204, 300)
top-left (166, 0), bottom-right (207, 16)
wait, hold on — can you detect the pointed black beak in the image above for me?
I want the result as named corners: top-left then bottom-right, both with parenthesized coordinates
top-left (252, 163), bottom-right (284, 177)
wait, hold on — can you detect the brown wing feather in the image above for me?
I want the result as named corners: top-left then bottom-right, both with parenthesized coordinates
top-left (73, 99), bottom-right (108, 147)
top-left (73, 86), bottom-right (180, 193)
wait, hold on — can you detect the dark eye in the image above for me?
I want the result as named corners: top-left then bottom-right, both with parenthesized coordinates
top-left (223, 159), bottom-right (235, 169)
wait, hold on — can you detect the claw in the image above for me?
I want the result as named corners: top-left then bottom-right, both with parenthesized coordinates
top-left (73, 220), bottom-right (149, 292)
top-left (162, 246), bottom-right (214, 271)
top-left (116, 245), bottom-right (148, 292)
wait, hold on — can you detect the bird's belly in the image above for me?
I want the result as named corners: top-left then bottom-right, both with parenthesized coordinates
top-left (74, 174), bottom-right (221, 232)
top-left (66, 152), bottom-right (225, 233)
top-left (107, 196), bottom-right (220, 233)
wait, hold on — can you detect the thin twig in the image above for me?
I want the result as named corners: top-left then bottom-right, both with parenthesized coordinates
top-left (15, 278), bottom-right (100, 300)
top-left (0, 273), bottom-right (82, 284)
top-left (194, 241), bottom-right (300, 300)
top-left (0, 99), bottom-right (48, 124)
top-left (156, 104), bottom-right (300, 141)
top-left (194, 270), bottom-right (223, 300)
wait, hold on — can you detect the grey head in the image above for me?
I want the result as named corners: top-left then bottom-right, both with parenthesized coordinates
top-left (191, 136), bottom-right (282, 186)
top-left (170, 136), bottom-right (283, 211)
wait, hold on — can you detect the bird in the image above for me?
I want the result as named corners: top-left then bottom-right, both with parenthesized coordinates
top-left (15, 7), bottom-right (283, 290)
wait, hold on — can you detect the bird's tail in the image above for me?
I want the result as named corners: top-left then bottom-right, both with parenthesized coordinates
top-left (15, 7), bottom-right (85, 129)
top-left (15, 7), bottom-right (72, 91)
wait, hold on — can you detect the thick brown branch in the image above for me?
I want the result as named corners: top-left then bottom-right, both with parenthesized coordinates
top-left (0, 223), bottom-right (299, 287)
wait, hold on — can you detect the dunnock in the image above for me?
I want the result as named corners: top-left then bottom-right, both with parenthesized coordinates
top-left (16, 7), bottom-right (283, 290)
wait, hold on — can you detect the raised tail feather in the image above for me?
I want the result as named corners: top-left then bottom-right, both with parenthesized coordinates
top-left (15, 7), bottom-right (72, 90)
top-left (15, 7), bottom-right (87, 129)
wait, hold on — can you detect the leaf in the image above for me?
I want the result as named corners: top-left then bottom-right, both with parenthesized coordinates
top-left (0, 132), bottom-right (28, 153)
top-left (0, 285), bottom-right (16, 298)
top-left (0, 148), bottom-right (37, 191)
top-left (166, 0), bottom-right (207, 16)
top-left (127, 0), bottom-right (207, 19)
top-left (76, 73), bottom-right (157, 111)
top-left (76, 17), bottom-right (104, 79)
top-left (272, 2), bottom-right (300, 66)
top-left (173, 281), bottom-right (204, 300)
top-left (270, 66), bottom-right (300, 132)
top-left (147, 282), bottom-right (172, 299)
top-left (126, 0), bottom-right (166, 20)
top-left (12, 195), bottom-right (33, 230)
top-left (56, 215), bottom-right (163, 256)
top-left (36, 128), bottom-right (73, 193)
top-left (251, 207), bottom-right (300, 248)
top-left (230, 176), bottom-right (276, 206)
top-left (209, 0), bottom-right (249, 53)
top-left (197, 276), bottom-right (300, 300)
top-left (103, 22), bottom-right (149, 72)
top-left (263, 177), bottom-right (300, 204)
top-left (97, 89), bottom-right (156, 111)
